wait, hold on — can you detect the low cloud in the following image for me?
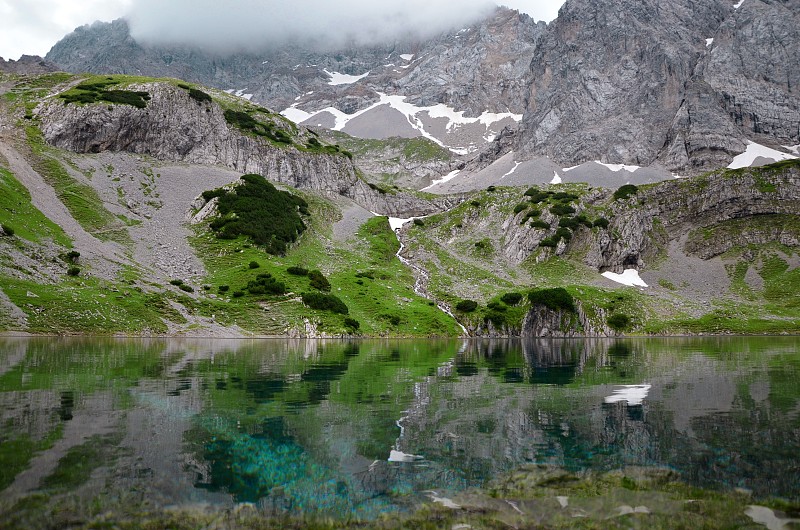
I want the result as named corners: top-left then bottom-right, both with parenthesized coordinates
top-left (127, 0), bottom-right (497, 53)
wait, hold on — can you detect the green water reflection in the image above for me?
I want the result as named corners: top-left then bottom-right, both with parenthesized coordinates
top-left (0, 337), bottom-right (798, 519)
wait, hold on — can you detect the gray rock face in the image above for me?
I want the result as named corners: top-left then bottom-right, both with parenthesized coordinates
top-left (45, 8), bottom-right (543, 121)
top-left (581, 162), bottom-right (800, 272)
top-left (516, 0), bottom-right (799, 174)
top-left (516, 0), bottom-right (733, 168)
top-left (35, 82), bottom-right (456, 216)
top-left (662, 0), bottom-right (800, 172)
top-left (0, 55), bottom-right (60, 74)
top-left (522, 303), bottom-right (612, 337)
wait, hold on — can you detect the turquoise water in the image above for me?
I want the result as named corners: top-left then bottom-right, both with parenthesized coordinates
top-left (0, 336), bottom-right (798, 519)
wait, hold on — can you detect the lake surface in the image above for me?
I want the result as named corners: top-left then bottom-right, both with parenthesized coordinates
top-left (0, 336), bottom-right (798, 522)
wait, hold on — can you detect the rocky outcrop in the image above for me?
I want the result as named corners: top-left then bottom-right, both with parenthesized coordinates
top-left (516, 0), bottom-right (732, 168)
top-left (522, 303), bottom-right (613, 338)
top-left (36, 81), bottom-right (460, 216)
top-left (0, 55), bottom-right (60, 74)
top-left (515, 0), bottom-right (799, 174)
top-left (46, 9), bottom-right (543, 118)
top-left (582, 161), bottom-right (800, 272)
top-left (661, 0), bottom-right (800, 172)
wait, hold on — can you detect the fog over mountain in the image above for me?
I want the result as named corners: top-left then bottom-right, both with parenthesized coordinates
top-left (126, 0), bottom-right (498, 52)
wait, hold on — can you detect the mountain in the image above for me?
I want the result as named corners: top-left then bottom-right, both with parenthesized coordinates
top-left (46, 8), bottom-right (544, 157)
top-left (45, 0), bottom-right (799, 189)
top-left (514, 0), bottom-right (800, 174)
top-left (1, 71), bottom-right (799, 337)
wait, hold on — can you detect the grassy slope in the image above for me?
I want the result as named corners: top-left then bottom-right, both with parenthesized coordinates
top-left (190, 190), bottom-right (460, 337)
top-left (403, 171), bottom-right (800, 335)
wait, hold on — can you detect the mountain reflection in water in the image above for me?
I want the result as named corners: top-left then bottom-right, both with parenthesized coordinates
top-left (0, 336), bottom-right (798, 519)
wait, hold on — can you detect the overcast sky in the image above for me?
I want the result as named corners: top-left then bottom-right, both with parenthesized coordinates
top-left (0, 0), bottom-right (564, 61)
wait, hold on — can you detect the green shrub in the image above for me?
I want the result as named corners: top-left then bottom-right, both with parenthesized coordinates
top-left (179, 284), bottom-right (194, 293)
top-left (287, 266), bottom-right (309, 276)
top-left (530, 219), bottom-right (550, 229)
top-left (486, 185), bottom-right (496, 192)
top-left (60, 80), bottom-right (151, 109)
top-left (354, 270), bottom-right (375, 279)
top-left (344, 317), bottom-right (360, 331)
top-left (224, 109), bottom-right (295, 144)
top-left (485, 309), bottom-right (507, 327)
top-left (218, 285), bottom-right (230, 293)
top-left (66, 266), bottom-right (81, 277)
top-left (0, 224), bottom-right (14, 237)
top-left (186, 87), bottom-right (212, 103)
top-left (249, 261), bottom-right (260, 269)
top-left (607, 313), bottom-right (631, 331)
top-left (487, 301), bottom-right (506, 311)
top-left (550, 204), bottom-right (576, 216)
top-left (552, 192), bottom-right (578, 202)
top-left (308, 269), bottom-right (331, 291)
top-left (501, 292), bottom-right (523, 305)
top-left (169, 279), bottom-right (184, 286)
top-left (524, 188), bottom-right (551, 203)
top-left (455, 300), bottom-right (478, 312)
top-left (470, 200), bottom-right (481, 207)
top-left (413, 218), bottom-right (425, 226)
top-left (65, 250), bottom-right (80, 262)
top-left (246, 273), bottom-right (286, 295)
top-left (232, 291), bottom-right (245, 298)
top-left (594, 217), bottom-right (610, 229)
top-left (528, 287), bottom-right (575, 312)
top-left (555, 227), bottom-right (573, 241)
top-left (513, 203), bottom-right (528, 214)
top-left (301, 292), bottom-right (348, 314)
top-left (539, 237), bottom-right (558, 247)
top-left (205, 174), bottom-right (308, 255)
top-left (521, 210), bottom-right (542, 225)
top-left (558, 217), bottom-right (580, 229)
top-left (613, 184), bottom-right (639, 201)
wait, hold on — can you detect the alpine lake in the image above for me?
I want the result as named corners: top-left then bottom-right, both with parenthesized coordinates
top-left (1, 336), bottom-right (798, 529)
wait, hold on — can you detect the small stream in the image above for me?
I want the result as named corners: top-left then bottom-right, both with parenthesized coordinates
top-left (389, 216), bottom-right (468, 335)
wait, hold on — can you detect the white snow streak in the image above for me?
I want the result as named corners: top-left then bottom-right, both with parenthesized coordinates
top-left (388, 217), bottom-right (415, 231)
top-left (279, 92), bottom-right (522, 154)
top-left (421, 169), bottom-right (461, 191)
top-left (400, 54), bottom-right (415, 61)
top-left (734, 0), bottom-right (745, 8)
top-left (604, 384), bottom-right (651, 406)
top-left (706, 38), bottom-right (714, 47)
top-left (727, 141), bottom-right (797, 169)
top-left (388, 449), bottom-right (423, 462)
top-left (280, 105), bottom-right (312, 123)
top-left (784, 144), bottom-right (800, 156)
top-left (323, 69), bottom-right (369, 85)
top-left (595, 161), bottom-right (641, 172)
top-left (602, 269), bottom-right (648, 287)
top-left (502, 161), bottom-right (521, 179)
top-left (550, 171), bottom-right (562, 184)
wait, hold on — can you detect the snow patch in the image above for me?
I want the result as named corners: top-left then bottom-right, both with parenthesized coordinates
top-left (281, 92), bottom-right (521, 154)
top-left (728, 141), bottom-right (797, 169)
top-left (784, 144), bottom-right (800, 156)
top-left (501, 162), bottom-right (521, 179)
top-left (388, 449), bottom-right (423, 462)
top-left (388, 217), bottom-right (415, 231)
top-left (427, 492), bottom-right (461, 509)
top-left (562, 164), bottom-right (581, 172)
top-left (602, 269), bottom-right (648, 288)
top-left (280, 105), bottom-right (312, 124)
top-left (734, 0), bottom-right (745, 8)
top-left (557, 496), bottom-right (569, 508)
top-left (400, 54), bottom-right (415, 61)
top-left (323, 69), bottom-right (369, 86)
top-left (605, 384), bottom-right (651, 406)
top-left (550, 171), bottom-right (562, 184)
top-left (421, 169), bottom-right (461, 191)
top-left (706, 38), bottom-right (714, 47)
top-left (745, 505), bottom-right (800, 530)
top-left (225, 89), bottom-right (253, 100)
top-left (595, 161), bottom-right (641, 172)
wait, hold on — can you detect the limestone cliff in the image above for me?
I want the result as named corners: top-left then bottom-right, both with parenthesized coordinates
top-left (35, 80), bottom-right (457, 216)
